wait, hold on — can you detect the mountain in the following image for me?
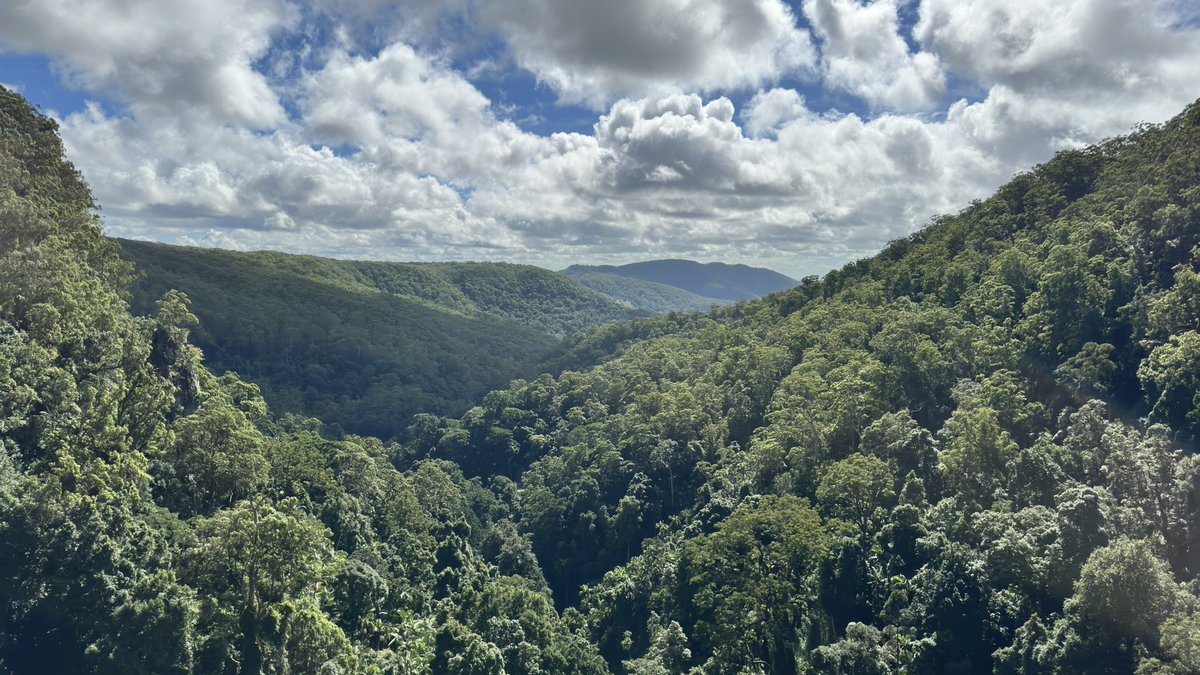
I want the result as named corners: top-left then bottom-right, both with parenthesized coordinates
top-left (117, 240), bottom-right (643, 440)
top-left (564, 258), bottom-right (797, 301)
top-left (564, 270), bottom-right (728, 313)
top-left (7, 80), bottom-right (1200, 675)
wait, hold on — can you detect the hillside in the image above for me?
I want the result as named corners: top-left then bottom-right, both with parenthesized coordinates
top-left (564, 258), bottom-right (797, 301)
top-left (7, 80), bottom-right (1200, 675)
top-left (565, 270), bottom-right (728, 313)
top-left (118, 240), bottom-right (645, 440)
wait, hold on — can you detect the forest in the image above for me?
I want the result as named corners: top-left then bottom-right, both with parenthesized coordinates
top-left (4, 81), bottom-right (1200, 674)
top-left (117, 242), bottom-right (796, 443)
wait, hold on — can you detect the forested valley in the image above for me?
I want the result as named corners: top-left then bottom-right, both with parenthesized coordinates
top-left (5, 83), bottom-right (1200, 674)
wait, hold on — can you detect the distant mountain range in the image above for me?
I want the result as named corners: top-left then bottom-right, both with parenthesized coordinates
top-left (563, 271), bottom-right (728, 313)
top-left (563, 259), bottom-right (797, 304)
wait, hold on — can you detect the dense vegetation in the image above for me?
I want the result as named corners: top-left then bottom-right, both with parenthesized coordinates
top-left (564, 259), bottom-right (797, 302)
top-left (6, 79), bottom-right (1200, 674)
top-left (119, 240), bottom-right (644, 440)
top-left (562, 270), bottom-right (727, 314)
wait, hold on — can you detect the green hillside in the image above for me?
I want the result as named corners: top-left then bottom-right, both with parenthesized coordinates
top-left (118, 240), bottom-right (644, 440)
top-left (120, 240), bottom-right (643, 337)
top-left (0, 86), bottom-right (609, 674)
top-left (8, 79), bottom-right (1200, 675)
top-left (563, 269), bottom-right (728, 313)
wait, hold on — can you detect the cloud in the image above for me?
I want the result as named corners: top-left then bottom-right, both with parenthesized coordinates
top-left (741, 88), bottom-right (810, 137)
top-left (0, 0), bottom-right (290, 128)
top-left (592, 95), bottom-right (747, 192)
top-left (5, 0), bottom-right (1200, 277)
top-left (60, 101), bottom-right (492, 246)
top-left (804, 0), bottom-right (945, 111)
top-left (467, 92), bottom-right (994, 268)
top-left (480, 0), bottom-right (816, 107)
top-left (300, 43), bottom-right (543, 182)
top-left (916, 0), bottom-right (1200, 99)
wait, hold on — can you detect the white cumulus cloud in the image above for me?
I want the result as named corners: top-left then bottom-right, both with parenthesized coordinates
top-left (480, 0), bottom-right (817, 108)
top-left (0, 0), bottom-right (289, 127)
top-left (1, 0), bottom-right (1199, 276)
top-left (805, 0), bottom-right (945, 111)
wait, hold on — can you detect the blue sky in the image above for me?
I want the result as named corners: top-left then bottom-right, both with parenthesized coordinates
top-left (2, 0), bottom-right (1199, 277)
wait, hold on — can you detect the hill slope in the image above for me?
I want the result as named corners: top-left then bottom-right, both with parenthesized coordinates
top-left (564, 258), bottom-right (797, 301)
top-left (121, 240), bottom-right (643, 337)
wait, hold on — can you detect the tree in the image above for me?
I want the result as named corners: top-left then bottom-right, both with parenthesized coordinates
top-left (161, 396), bottom-right (270, 517)
top-left (811, 622), bottom-right (889, 675)
top-left (623, 615), bottom-right (691, 675)
top-left (1045, 539), bottom-right (1183, 673)
top-left (858, 410), bottom-right (938, 489)
top-left (938, 400), bottom-right (1018, 508)
top-left (684, 496), bottom-right (827, 674)
top-left (1019, 244), bottom-right (1111, 361)
top-left (817, 454), bottom-right (895, 536)
top-left (1139, 331), bottom-right (1200, 442)
top-left (184, 498), bottom-right (343, 674)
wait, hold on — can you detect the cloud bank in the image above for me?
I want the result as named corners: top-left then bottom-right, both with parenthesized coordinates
top-left (1, 0), bottom-right (1198, 276)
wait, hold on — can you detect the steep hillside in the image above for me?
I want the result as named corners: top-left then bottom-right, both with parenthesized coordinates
top-left (565, 270), bottom-right (728, 313)
top-left (565, 258), bottom-right (797, 301)
top-left (117, 240), bottom-right (651, 440)
top-left (406, 99), bottom-right (1200, 673)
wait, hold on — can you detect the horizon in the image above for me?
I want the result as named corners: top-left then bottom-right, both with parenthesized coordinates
top-left (3, 1), bottom-right (1200, 278)
top-left (117, 235), bottom-right (805, 281)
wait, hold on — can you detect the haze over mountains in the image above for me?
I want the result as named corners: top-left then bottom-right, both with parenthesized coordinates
top-left (564, 259), bottom-right (798, 302)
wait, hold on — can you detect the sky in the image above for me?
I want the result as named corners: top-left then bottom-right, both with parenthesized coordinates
top-left (2, 0), bottom-right (1199, 278)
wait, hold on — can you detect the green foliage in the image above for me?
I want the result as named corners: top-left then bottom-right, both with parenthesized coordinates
top-left (1140, 331), bottom-right (1200, 442)
top-left (817, 454), bottom-right (895, 534)
top-left (683, 496), bottom-right (827, 673)
top-left (119, 239), bottom-right (586, 441)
